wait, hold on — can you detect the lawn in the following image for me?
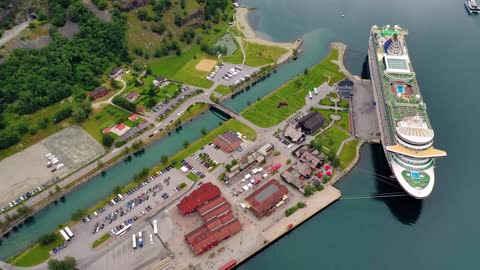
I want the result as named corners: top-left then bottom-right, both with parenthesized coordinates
top-left (92, 233), bottom-right (111, 248)
top-left (8, 234), bottom-right (63, 267)
top-left (214, 85), bottom-right (232, 96)
top-left (149, 49), bottom-right (214, 88)
top-left (311, 108), bottom-right (350, 131)
top-left (338, 98), bottom-right (350, 108)
top-left (187, 172), bottom-right (199, 181)
top-left (223, 46), bottom-right (243, 64)
top-left (243, 40), bottom-right (288, 67)
top-left (339, 139), bottom-right (360, 170)
top-left (242, 49), bottom-right (345, 127)
top-left (151, 118), bottom-right (256, 173)
top-left (313, 126), bottom-right (351, 154)
top-left (171, 53), bottom-right (216, 88)
top-left (319, 97), bottom-right (336, 107)
top-left (0, 101), bottom-right (74, 160)
top-left (80, 105), bottom-right (131, 143)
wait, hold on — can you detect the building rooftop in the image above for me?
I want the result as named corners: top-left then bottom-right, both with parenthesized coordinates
top-left (177, 183), bottom-right (221, 215)
top-left (298, 112), bottom-right (325, 134)
top-left (245, 179), bottom-right (288, 218)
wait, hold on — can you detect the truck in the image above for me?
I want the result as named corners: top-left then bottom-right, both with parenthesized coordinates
top-left (314, 87), bottom-right (318, 95)
top-left (309, 91), bottom-right (313, 99)
top-left (56, 163), bottom-right (64, 170)
top-left (64, 226), bottom-right (74, 238)
top-left (138, 231), bottom-right (143, 248)
top-left (153, 220), bottom-right (158, 235)
top-left (59, 229), bottom-right (70, 241)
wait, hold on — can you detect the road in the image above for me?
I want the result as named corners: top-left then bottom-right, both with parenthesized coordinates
top-left (0, 19), bottom-right (31, 47)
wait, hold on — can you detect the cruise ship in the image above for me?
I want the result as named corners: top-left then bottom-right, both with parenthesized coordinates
top-left (368, 25), bottom-right (447, 199)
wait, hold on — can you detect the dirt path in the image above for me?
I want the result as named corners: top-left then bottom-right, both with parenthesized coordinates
top-left (92, 78), bottom-right (126, 110)
top-left (0, 19), bottom-right (31, 47)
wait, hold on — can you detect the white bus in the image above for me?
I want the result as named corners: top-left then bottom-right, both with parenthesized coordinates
top-left (152, 220), bottom-right (158, 235)
top-left (138, 231), bottom-right (143, 248)
top-left (59, 229), bottom-right (70, 241)
top-left (64, 226), bottom-right (74, 238)
top-left (132, 234), bottom-right (137, 249)
top-left (115, 224), bottom-right (132, 237)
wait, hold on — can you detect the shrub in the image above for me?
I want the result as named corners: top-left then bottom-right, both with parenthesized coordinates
top-left (38, 233), bottom-right (58, 246)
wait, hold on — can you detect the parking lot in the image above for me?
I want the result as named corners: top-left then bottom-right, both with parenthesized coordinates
top-left (52, 168), bottom-right (190, 266)
top-left (207, 63), bottom-right (258, 87)
top-left (0, 126), bottom-right (104, 212)
top-left (85, 223), bottom-right (171, 270)
top-left (153, 86), bottom-right (197, 120)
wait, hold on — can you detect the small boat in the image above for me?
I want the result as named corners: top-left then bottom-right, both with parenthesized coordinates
top-left (465, 0), bottom-right (480, 14)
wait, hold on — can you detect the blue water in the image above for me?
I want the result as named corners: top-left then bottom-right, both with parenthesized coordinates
top-left (396, 85), bottom-right (405, 93)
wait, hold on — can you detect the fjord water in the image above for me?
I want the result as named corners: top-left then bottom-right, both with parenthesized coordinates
top-left (238, 0), bottom-right (479, 269)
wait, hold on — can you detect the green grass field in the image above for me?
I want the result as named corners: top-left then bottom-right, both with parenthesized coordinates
top-left (311, 108), bottom-right (350, 132)
top-left (338, 98), bottom-right (350, 108)
top-left (242, 49), bottom-right (345, 127)
top-left (0, 101), bottom-right (74, 160)
top-left (222, 47), bottom-right (243, 64)
top-left (243, 41), bottom-right (288, 67)
top-left (214, 85), bottom-right (232, 96)
top-left (313, 126), bottom-right (351, 154)
top-left (151, 118), bottom-right (256, 173)
top-left (92, 233), bottom-right (111, 248)
top-left (339, 139), bottom-right (360, 170)
top-left (319, 97), bottom-right (336, 106)
top-left (171, 53), bottom-right (216, 88)
top-left (8, 234), bottom-right (63, 267)
top-left (149, 49), bottom-right (214, 88)
top-left (81, 105), bottom-right (131, 143)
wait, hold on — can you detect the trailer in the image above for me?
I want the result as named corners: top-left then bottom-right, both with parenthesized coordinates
top-left (59, 229), bottom-right (70, 241)
top-left (64, 226), bottom-right (74, 238)
top-left (152, 220), bottom-right (158, 235)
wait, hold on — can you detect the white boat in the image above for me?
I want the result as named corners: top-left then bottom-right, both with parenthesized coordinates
top-left (465, 0), bottom-right (480, 14)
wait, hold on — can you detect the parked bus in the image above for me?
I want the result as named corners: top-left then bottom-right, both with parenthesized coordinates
top-left (138, 231), bottom-right (143, 248)
top-left (132, 234), bottom-right (137, 249)
top-left (115, 224), bottom-right (132, 237)
top-left (64, 226), bottom-right (74, 238)
top-left (59, 229), bottom-right (70, 241)
top-left (152, 220), bottom-right (158, 235)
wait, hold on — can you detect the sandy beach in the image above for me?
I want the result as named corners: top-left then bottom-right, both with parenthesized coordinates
top-left (235, 7), bottom-right (302, 63)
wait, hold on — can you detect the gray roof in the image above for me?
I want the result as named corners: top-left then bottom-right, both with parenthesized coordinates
top-left (298, 112), bottom-right (325, 132)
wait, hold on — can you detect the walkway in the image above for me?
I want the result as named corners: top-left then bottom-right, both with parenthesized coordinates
top-left (0, 19), bottom-right (32, 47)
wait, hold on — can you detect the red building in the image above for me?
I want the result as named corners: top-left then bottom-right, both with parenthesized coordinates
top-left (178, 183), bottom-right (242, 255)
top-left (185, 212), bottom-right (242, 255)
top-left (177, 183), bottom-right (221, 215)
top-left (244, 179), bottom-right (288, 218)
top-left (89, 86), bottom-right (110, 100)
top-left (212, 131), bottom-right (241, 153)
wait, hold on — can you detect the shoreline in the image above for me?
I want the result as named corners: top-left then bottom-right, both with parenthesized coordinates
top-left (235, 7), bottom-right (303, 63)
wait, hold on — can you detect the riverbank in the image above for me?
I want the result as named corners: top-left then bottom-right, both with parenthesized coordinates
top-left (235, 7), bottom-right (303, 64)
